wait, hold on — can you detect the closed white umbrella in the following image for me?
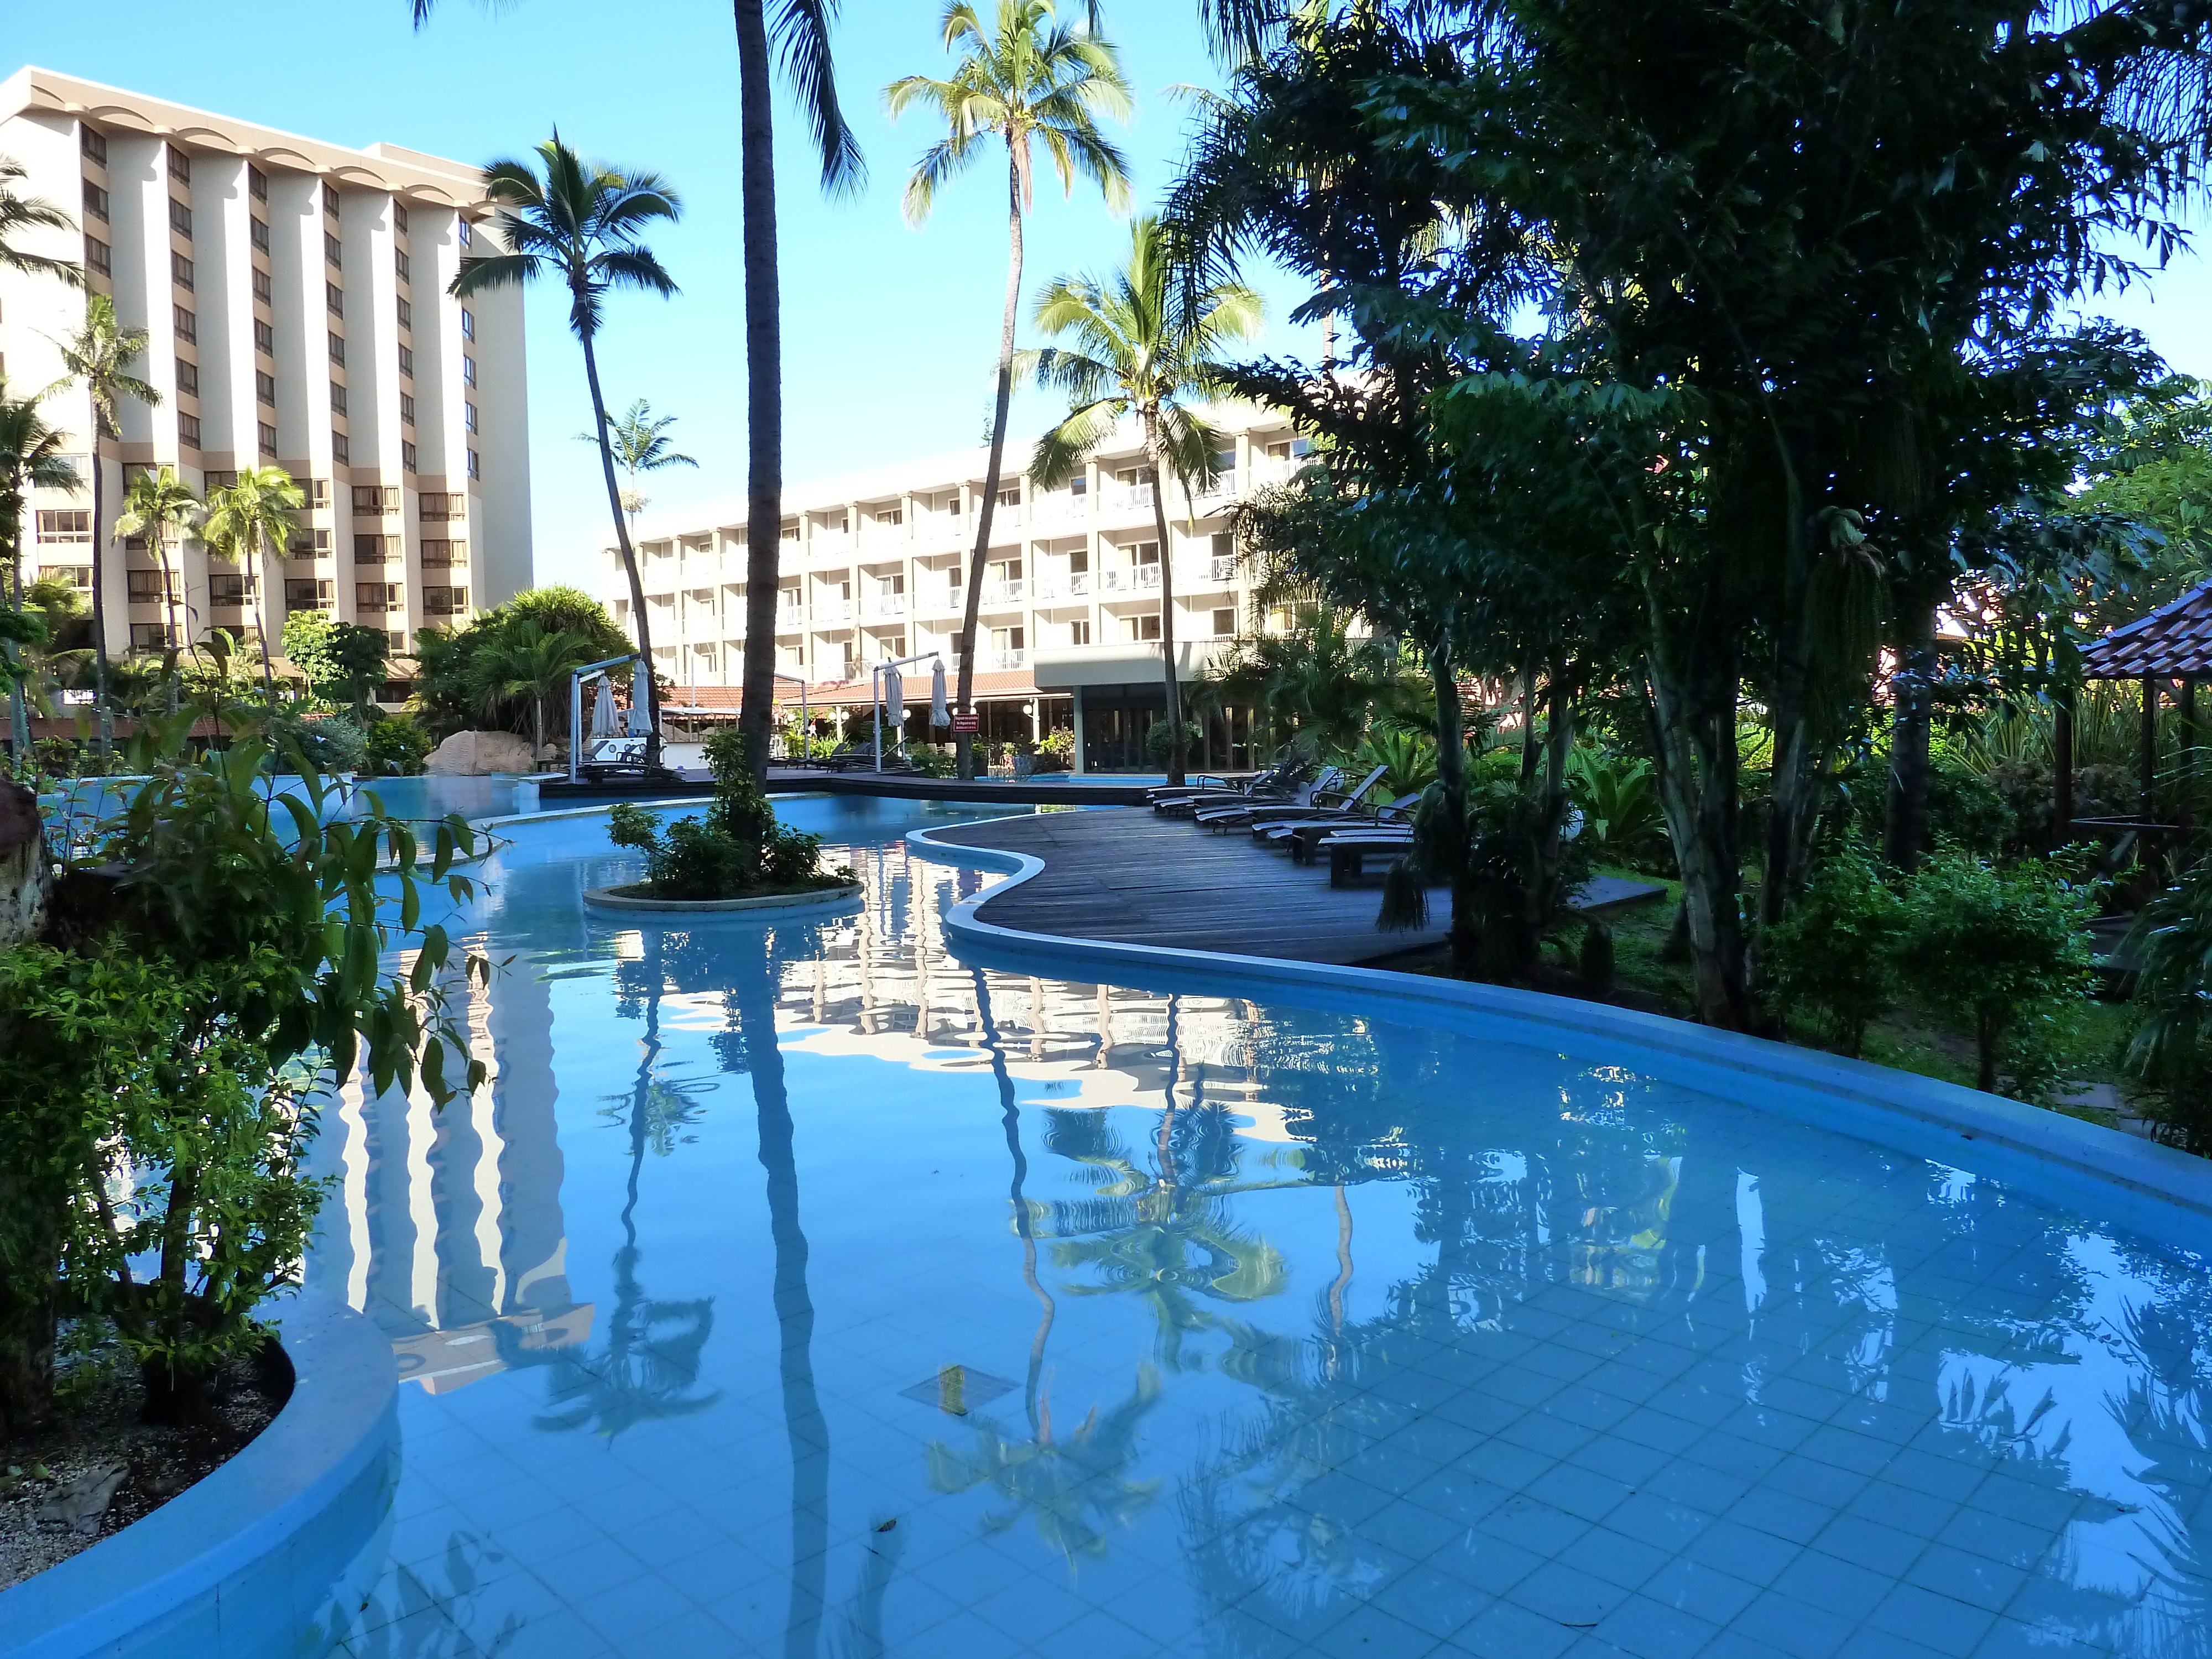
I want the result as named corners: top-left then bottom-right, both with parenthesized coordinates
top-left (626, 684), bottom-right (654, 737)
top-left (930, 658), bottom-right (950, 727)
top-left (591, 678), bottom-right (617, 738)
top-left (883, 665), bottom-right (904, 743)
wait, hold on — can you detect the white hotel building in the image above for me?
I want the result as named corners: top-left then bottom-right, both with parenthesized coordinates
top-left (0, 68), bottom-right (529, 670)
top-left (604, 403), bottom-right (1306, 771)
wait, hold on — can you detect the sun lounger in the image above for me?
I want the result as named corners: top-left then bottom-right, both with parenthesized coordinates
top-left (1151, 760), bottom-right (1312, 817)
top-left (1259, 792), bottom-right (1423, 857)
top-left (1320, 826), bottom-right (1417, 885)
top-left (1211, 766), bottom-right (1393, 833)
top-left (1191, 767), bottom-right (1356, 828)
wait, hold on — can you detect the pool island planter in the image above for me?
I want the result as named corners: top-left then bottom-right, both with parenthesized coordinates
top-left (0, 1295), bottom-right (397, 1659)
top-left (582, 879), bottom-right (864, 915)
top-left (909, 819), bottom-right (2212, 1253)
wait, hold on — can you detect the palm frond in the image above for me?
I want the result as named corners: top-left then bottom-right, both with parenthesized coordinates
top-left (450, 250), bottom-right (537, 298)
top-left (1029, 397), bottom-right (1123, 486)
top-left (594, 247), bottom-right (681, 298)
top-left (774, 0), bottom-right (867, 192)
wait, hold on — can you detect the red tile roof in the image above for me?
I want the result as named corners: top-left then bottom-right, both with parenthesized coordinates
top-left (665, 669), bottom-right (1042, 711)
top-left (2080, 580), bottom-right (2212, 679)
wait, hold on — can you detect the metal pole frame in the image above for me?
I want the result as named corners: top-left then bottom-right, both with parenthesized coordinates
top-left (567, 653), bottom-right (647, 784)
top-left (771, 670), bottom-right (810, 763)
top-left (870, 649), bottom-right (946, 773)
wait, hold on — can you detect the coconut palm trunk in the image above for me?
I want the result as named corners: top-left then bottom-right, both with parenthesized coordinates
top-left (735, 0), bottom-right (784, 783)
top-left (154, 527), bottom-right (181, 714)
top-left (87, 448), bottom-right (113, 761)
top-left (1141, 412), bottom-right (1186, 785)
top-left (953, 157), bottom-right (1026, 782)
top-left (582, 330), bottom-right (660, 765)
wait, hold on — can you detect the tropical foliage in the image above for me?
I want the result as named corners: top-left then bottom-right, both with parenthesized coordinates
top-left (605, 731), bottom-right (842, 900)
top-left (411, 586), bottom-right (631, 743)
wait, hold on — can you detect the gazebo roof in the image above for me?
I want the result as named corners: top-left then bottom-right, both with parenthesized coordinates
top-left (2079, 579), bottom-right (2212, 679)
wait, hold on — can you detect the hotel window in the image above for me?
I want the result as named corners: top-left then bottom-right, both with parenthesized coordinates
top-left (394, 249), bottom-right (410, 282)
top-left (168, 147), bottom-right (190, 185)
top-left (324, 233), bottom-right (342, 267)
top-left (252, 267), bottom-right (271, 302)
top-left (1069, 548), bottom-right (1089, 575)
top-left (204, 469), bottom-right (238, 490)
top-left (128, 570), bottom-right (175, 603)
top-left (85, 236), bottom-right (110, 276)
top-left (403, 441), bottom-right (419, 472)
top-left (257, 371), bottom-right (276, 405)
top-left (258, 421), bottom-right (278, 458)
top-left (460, 307), bottom-right (474, 339)
top-left (464, 401), bottom-right (478, 433)
top-left (209, 573), bottom-right (247, 605)
top-left (178, 412), bottom-right (201, 448)
top-left (254, 319), bottom-right (274, 354)
top-left (81, 181), bottom-right (108, 222)
top-left (352, 486), bottom-right (397, 513)
top-left (286, 578), bottom-right (333, 608)
top-left (393, 202), bottom-right (409, 234)
top-left (169, 197), bottom-right (191, 238)
top-left (1068, 619), bottom-right (1092, 645)
top-left (38, 510), bottom-right (91, 542)
top-left (396, 297), bottom-right (412, 329)
top-left (130, 623), bottom-right (173, 650)
top-left (461, 354), bottom-right (476, 386)
top-left (997, 485), bottom-right (1019, 506)
top-left (457, 221), bottom-right (471, 247)
top-left (173, 305), bottom-right (195, 342)
top-left (332, 433), bottom-right (349, 465)
top-left (249, 166), bottom-right (267, 202)
top-left (330, 385), bottom-right (347, 416)
top-left (1213, 607), bottom-right (1236, 637)
top-left (175, 357), bottom-right (198, 397)
top-left (398, 345), bottom-right (413, 378)
top-left (322, 182), bottom-right (340, 217)
top-left (80, 127), bottom-right (107, 165)
top-left (307, 479), bottom-right (331, 509)
top-left (1124, 612), bottom-right (1161, 642)
top-left (877, 505), bottom-right (902, 525)
top-left (424, 585), bottom-right (468, 616)
top-left (171, 252), bottom-right (194, 290)
top-left (467, 448), bottom-right (479, 479)
top-left (400, 393), bottom-right (416, 426)
top-left (328, 331), bottom-right (345, 364)
top-left (1070, 474), bottom-right (1087, 496)
top-left (1132, 540), bottom-right (1160, 565)
top-left (355, 582), bottom-right (399, 612)
top-left (419, 492), bottom-right (460, 521)
top-left (289, 526), bottom-right (332, 556)
top-left (354, 534), bottom-right (397, 563)
top-left (250, 216), bottom-right (269, 252)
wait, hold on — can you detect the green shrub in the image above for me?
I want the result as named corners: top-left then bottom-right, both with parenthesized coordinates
top-left (1356, 726), bottom-right (1439, 797)
top-left (2120, 862), bottom-right (2212, 1154)
top-left (1567, 746), bottom-right (1671, 871)
top-left (607, 736), bottom-right (837, 900)
top-left (1143, 719), bottom-right (1203, 765)
top-left (1923, 762), bottom-right (2013, 855)
top-left (268, 711), bottom-right (370, 775)
top-left (904, 745), bottom-right (956, 778)
top-left (1761, 842), bottom-right (1907, 1056)
top-left (1900, 849), bottom-right (2097, 1100)
top-left (365, 714), bottom-right (432, 776)
top-left (1035, 729), bottom-right (1076, 772)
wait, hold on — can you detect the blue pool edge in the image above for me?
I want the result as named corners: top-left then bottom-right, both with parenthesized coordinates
top-left (906, 818), bottom-right (2212, 1256)
top-left (0, 1294), bottom-right (398, 1659)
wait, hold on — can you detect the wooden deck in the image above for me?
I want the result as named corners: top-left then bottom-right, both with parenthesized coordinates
top-left (538, 770), bottom-right (1152, 807)
top-left (928, 808), bottom-right (1670, 967)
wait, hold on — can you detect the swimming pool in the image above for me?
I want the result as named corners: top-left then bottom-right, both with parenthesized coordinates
top-left (300, 795), bottom-right (2212, 1658)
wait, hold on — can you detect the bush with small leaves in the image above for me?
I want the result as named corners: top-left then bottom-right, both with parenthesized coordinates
top-left (1761, 842), bottom-right (1907, 1056)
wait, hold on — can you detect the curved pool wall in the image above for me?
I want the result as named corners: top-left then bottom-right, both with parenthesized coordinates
top-left (0, 1296), bottom-right (397, 1659)
top-left (201, 792), bottom-right (2212, 1657)
top-left (907, 821), bottom-right (2212, 1258)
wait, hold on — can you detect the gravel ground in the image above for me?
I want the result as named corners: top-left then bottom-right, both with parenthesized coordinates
top-left (0, 1347), bottom-right (284, 1592)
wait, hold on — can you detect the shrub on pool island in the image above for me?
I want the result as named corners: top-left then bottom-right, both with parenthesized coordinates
top-left (605, 731), bottom-right (847, 901)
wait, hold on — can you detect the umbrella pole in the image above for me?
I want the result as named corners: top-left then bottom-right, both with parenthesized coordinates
top-left (569, 671), bottom-right (582, 785)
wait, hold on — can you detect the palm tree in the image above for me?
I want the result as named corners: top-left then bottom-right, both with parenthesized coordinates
top-left (465, 618), bottom-right (596, 762)
top-left (0, 157), bottom-right (80, 288)
top-left (200, 466), bottom-right (302, 699)
top-left (1026, 213), bottom-right (1261, 785)
top-left (575, 398), bottom-right (697, 535)
top-left (113, 465), bottom-right (200, 712)
top-left (410, 0), bottom-right (862, 791)
top-left (49, 294), bottom-right (158, 764)
top-left (452, 135), bottom-right (680, 767)
top-left (886, 0), bottom-right (1133, 780)
top-left (0, 385), bottom-right (81, 759)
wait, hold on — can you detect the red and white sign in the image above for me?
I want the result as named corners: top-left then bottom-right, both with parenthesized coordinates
top-left (951, 712), bottom-right (980, 734)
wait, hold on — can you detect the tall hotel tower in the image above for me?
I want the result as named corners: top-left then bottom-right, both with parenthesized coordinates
top-left (0, 67), bottom-right (530, 670)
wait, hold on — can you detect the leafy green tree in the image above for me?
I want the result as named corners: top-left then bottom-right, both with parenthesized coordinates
top-left (579, 397), bottom-right (698, 529)
top-left (0, 156), bottom-right (80, 287)
top-left (2121, 864), bottom-right (2212, 1153)
top-left (1194, 608), bottom-right (1409, 759)
top-left (1026, 214), bottom-right (1261, 785)
top-left (50, 294), bottom-right (159, 761)
top-left (200, 466), bottom-right (302, 698)
top-left (1761, 842), bottom-right (1910, 1057)
top-left (411, 586), bottom-right (632, 742)
top-left (0, 384), bottom-right (81, 758)
top-left (465, 617), bottom-right (596, 761)
top-left (452, 134), bottom-right (681, 765)
top-left (282, 611), bottom-right (391, 718)
top-left (886, 0), bottom-right (1132, 779)
top-left (114, 465), bottom-right (200, 711)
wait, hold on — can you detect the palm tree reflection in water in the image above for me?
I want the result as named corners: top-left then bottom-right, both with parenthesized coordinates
top-left (925, 968), bottom-right (1163, 1565)
top-left (493, 930), bottom-right (720, 1439)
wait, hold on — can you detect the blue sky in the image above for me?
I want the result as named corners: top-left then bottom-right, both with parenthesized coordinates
top-left (11, 1), bottom-right (2212, 592)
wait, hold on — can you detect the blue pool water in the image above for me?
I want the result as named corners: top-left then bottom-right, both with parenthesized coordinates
top-left (302, 796), bottom-right (2212, 1659)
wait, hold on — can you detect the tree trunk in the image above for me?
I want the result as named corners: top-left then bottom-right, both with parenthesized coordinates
top-left (8, 525), bottom-right (30, 760)
top-left (1883, 594), bottom-right (1938, 873)
top-left (735, 0), bottom-right (781, 786)
top-left (1145, 413), bottom-right (1186, 787)
top-left (1525, 666), bottom-right (1574, 973)
top-left (1429, 617), bottom-right (1476, 972)
top-left (156, 533), bottom-right (180, 716)
top-left (1643, 624), bottom-right (1754, 1029)
top-left (581, 328), bottom-right (659, 768)
top-left (253, 533), bottom-right (277, 705)
top-left (953, 155), bottom-right (1025, 783)
top-left (88, 444), bottom-right (113, 768)
top-left (1761, 503), bottom-right (1815, 938)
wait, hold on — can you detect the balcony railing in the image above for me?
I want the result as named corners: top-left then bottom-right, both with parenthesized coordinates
top-left (979, 578), bottom-right (1026, 606)
top-left (1029, 493), bottom-right (1089, 525)
top-left (918, 585), bottom-right (964, 614)
top-left (1099, 564), bottom-right (1162, 594)
top-left (1105, 482), bottom-right (1157, 512)
top-left (813, 598), bottom-right (851, 624)
top-left (1208, 555), bottom-right (1239, 582)
top-left (982, 647), bottom-right (1027, 670)
top-left (861, 593), bottom-right (907, 619)
top-left (1033, 571), bottom-right (1093, 601)
top-left (775, 603), bottom-right (804, 628)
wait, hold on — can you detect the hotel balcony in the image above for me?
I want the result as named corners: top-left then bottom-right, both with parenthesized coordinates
top-left (1097, 565), bottom-right (1162, 596)
top-left (978, 578), bottom-right (1026, 607)
top-left (813, 597), bottom-right (851, 625)
top-left (861, 593), bottom-right (908, 620)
